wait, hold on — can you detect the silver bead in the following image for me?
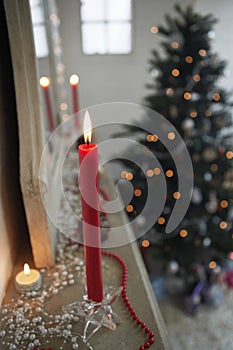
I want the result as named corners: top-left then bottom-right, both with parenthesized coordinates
top-left (30, 333), bottom-right (36, 340)
top-left (72, 344), bottom-right (79, 349)
top-left (0, 330), bottom-right (6, 336)
top-left (9, 344), bottom-right (17, 350)
top-left (69, 279), bottom-right (75, 285)
top-left (1, 308), bottom-right (8, 314)
top-left (34, 339), bottom-right (40, 346)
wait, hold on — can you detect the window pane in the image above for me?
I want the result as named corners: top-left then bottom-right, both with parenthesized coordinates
top-left (30, 5), bottom-right (45, 25)
top-left (80, 0), bottom-right (105, 21)
top-left (107, 23), bottom-right (131, 54)
top-left (29, 0), bottom-right (41, 9)
top-left (82, 23), bottom-right (107, 54)
top-left (32, 25), bottom-right (49, 58)
top-left (107, 0), bottom-right (131, 21)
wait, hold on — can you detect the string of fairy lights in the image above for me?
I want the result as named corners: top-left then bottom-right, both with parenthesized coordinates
top-left (118, 22), bottom-right (233, 271)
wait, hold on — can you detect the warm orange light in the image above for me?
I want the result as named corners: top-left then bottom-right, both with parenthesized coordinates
top-left (193, 74), bottom-right (201, 82)
top-left (134, 189), bottom-right (142, 197)
top-left (171, 41), bottom-right (179, 49)
top-left (209, 261), bottom-right (217, 269)
top-left (141, 239), bottom-right (150, 248)
top-left (24, 263), bottom-right (30, 276)
top-left (173, 191), bottom-right (181, 199)
top-left (185, 56), bottom-right (193, 63)
top-left (39, 76), bottom-right (50, 88)
top-left (199, 49), bottom-right (206, 57)
top-left (121, 171), bottom-right (127, 179)
top-left (125, 172), bottom-right (133, 181)
top-left (147, 134), bottom-right (152, 142)
top-left (184, 92), bottom-right (191, 100)
top-left (226, 151), bottom-right (233, 159)
top-left (147, 169), bottom-right (154, 177)
top-left (168, 132), bottom-right (175, 140)
top-left (126, 204), bottom-right (134, 213)
top-left (158, 217), bottom-right (165, 225)
top-left (213, 93), bottom-right (220, 101)
top-left (60, 102), bottom-right (68, 111)
top-left (151, 26), bottom-right (159, 33)
top-left (154, 167), bottom-right (161, 175)
top-left (166, 88), bottom-right (174, 96)
top-left (210, 163), bottom-right (218, 172)
top-left (151, 134), bottom-right (158, 142)
top-left (83, 110), bottom-right (92, 144)
top-left (172, 69), bottom-right (180, 77)
top-left (70, 74), bottom-right (79, 86)
top-left (50, 13), bottom-right (58, 21)
top-left (220, 221), bottom-right (227, 229)
top-left (220, 200), bottom-right (228, 208)
top-left (190, 111), bottom-right (197, 118)
top-left (62, 114), bottom-right (70, 121)
top-left (180, 229), bottom-right (188, 237)
top-left (166, 170), bottom-right (174, 178)
top-left (205, 110), bottom-right (212, 117)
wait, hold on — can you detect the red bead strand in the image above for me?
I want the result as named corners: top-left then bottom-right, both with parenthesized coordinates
top-left (102, 250), bottom-right (155, 349)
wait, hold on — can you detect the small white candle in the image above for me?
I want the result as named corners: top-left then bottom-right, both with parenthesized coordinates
top-left (15, 263), bottom-right (42, 294)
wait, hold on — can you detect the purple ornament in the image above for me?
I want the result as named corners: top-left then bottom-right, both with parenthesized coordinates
top-left (225, 271), bottom-right (233, 288)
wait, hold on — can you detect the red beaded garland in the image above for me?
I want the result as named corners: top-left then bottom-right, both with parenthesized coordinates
top-left (102, 250), bottom-right (155, 349)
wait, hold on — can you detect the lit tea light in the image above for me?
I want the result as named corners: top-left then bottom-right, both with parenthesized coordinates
top-left (15, 263), bottom-right (42, 294)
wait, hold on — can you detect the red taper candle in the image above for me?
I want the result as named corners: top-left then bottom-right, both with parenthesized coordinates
top-left (39, 76), bottom-right (55, 133)
top-left (78, 111), bottom-right (103, 302)
top-left (70, 74), bottom-right (80, 129)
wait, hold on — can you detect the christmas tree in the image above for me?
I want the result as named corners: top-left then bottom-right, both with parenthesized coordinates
top-left (117, 4), bottom-right (233, 307)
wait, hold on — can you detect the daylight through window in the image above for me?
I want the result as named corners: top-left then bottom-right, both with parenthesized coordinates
top-left (80, 0), bottom-right (132, 55)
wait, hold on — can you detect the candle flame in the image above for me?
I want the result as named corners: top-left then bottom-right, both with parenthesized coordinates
top-left (70, 74), bottom-right (79, 86)
top-left (83, 110), bottom-right (92, 144)
top-left (39, 76), bottom-right (50, 88)
top-left (24, 263), bottom-right (30, 276)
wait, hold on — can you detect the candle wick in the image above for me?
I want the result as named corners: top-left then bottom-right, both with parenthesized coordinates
top-left (87, 137), bottom-right (90, 146)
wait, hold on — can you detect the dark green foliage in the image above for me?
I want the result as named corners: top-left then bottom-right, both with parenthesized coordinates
top-left (117, 4), bottom-right (233, 280)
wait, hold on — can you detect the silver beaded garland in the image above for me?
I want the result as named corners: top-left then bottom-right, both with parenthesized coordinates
top-left (0, 235), bottom-right (95, 350)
